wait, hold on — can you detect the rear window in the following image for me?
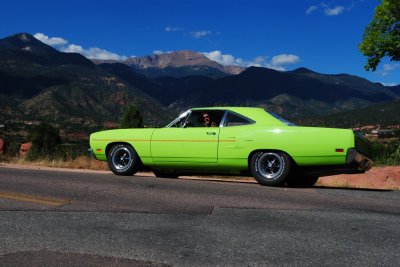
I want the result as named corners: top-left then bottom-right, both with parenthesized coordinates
top-left (269, 112), bottom-right (296, 126)
top-left (223, 112), bottom-right (254, 127)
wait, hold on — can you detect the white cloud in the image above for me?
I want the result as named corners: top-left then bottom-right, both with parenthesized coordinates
top-left (250, 56), bottom-right (269, 67)
top-left (33, 33), bottom-right (68, 46)
top-left (165, 26), bottom-right (182, 32)
top-left (324, 5), bottom-right (345, 16)
top-left (380, 63), bottom-right (400, 76)
top-left (306, 5), bottom-right (318, 15)
top-left (271, 54), bottom-right (300, 66)
top-left (201, 51), bottom-right (300, 71)
top-left (306, 3), bottom-right (347, 16)
top-left (201, 51), bottom-right (237, 65)
top-left (380, 82), bottom-right (399, 87)
top-left (33, 32), bottom-right (128, 61)
top-left (63, 44), bottom-right (128, 60)
top-left (190, 30), bottom-right (212, 39)
top-left (201, 51), bottom-right (266, 68)
top-left (153, 50), bottom-right (172, 55)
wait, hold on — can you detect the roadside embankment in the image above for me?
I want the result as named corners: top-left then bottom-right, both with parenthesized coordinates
top-left (317, 166), bottom-right (400, 190)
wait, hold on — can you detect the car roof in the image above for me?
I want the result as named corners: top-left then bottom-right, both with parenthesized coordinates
top-left (190, 107), bottom-right (286, 126)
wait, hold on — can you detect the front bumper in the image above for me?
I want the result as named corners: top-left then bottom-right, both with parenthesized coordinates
top-left (88, 148), bottom-right (97, 159)
top-left (346, 148), bottom-right (374, 171)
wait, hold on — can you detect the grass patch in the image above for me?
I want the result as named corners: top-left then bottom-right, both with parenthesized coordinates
top-left (3, 155), bottom-right (109, 171)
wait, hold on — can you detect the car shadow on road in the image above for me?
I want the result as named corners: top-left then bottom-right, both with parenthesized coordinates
top-left (156, 175), bottom-right (396, 191)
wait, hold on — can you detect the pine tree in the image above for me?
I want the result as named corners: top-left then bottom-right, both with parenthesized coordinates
top-left (119, 104), bottom-right (144, 128)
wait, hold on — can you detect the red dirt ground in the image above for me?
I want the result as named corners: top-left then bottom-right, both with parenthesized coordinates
top-left (317, 166), bottom-right (400, 190)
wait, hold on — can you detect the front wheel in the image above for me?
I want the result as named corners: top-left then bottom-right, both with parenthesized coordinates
top-left (107, 144), bottom-right (139, 176)
top-left (250, 151), bottom-right (291, 186)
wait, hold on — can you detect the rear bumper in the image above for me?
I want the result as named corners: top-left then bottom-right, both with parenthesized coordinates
top-left (346, 148), bottom-right (374, 171)
top-left (297, 149), bottom-right (374, 177)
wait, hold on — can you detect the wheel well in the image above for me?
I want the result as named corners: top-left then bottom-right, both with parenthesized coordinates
top-left (247, 149), bottom-right (298, 169)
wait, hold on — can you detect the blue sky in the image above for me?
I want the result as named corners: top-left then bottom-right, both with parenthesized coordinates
top-left (1, 0), bottom-right (399, 85)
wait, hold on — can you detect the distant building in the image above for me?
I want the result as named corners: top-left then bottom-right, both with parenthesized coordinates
top-left (370, 129), bottom-right (395, 138)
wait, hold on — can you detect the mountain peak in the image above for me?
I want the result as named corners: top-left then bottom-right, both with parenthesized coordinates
top-left (0, 32), bottom-right (93, 67)
top-left (0, 32), bottom-right (53, 52)
top-left (14, 33), bottom-right (35, 42)
top-left (291, 67), bottom-right (316, 74)
top-left (123, 50), bottom-right (244, 76)
top-left (170, 50), bottom-right (203, 56)
top-left (125, 50), bottom-right (210, 69)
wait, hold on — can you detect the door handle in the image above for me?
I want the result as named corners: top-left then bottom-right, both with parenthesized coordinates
top-left (206, 132), bottom-right (216, 135)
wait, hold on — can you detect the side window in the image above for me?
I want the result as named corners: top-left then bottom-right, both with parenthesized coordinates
top-left (224, 112), bottom-right (253, 127)
top-left (185, 110), bottom-right (225, 127)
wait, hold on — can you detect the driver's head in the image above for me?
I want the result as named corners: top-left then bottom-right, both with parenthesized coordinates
top-left (203, 113), bottom-right (211, 124)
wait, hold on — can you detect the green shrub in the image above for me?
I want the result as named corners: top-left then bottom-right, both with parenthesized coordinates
top-left (27, 122), bottom-right (62, 160)
top-left (0, 140), bottom-right (21, 160)
top-left (371, 139), bottom-right (400, 166)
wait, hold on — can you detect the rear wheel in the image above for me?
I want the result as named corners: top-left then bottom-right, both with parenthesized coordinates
top-left (250, 151), bottom-right (291, 186)
top-left (107, 144), bottom-right (139, 176)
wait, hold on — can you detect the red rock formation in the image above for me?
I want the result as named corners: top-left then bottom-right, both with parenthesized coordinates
top-left (19, 142), bottom-right (32, 158)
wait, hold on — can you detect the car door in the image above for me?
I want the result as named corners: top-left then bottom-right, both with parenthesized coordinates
top-left (218, 111), bottom-right (256, 160)
top-left (150, 110), bottom-right (220, 163)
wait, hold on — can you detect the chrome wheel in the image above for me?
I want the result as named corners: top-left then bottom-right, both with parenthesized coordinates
top-left (257, 152), bottom-right (284, 179)
top-left (111, 147), bottom-right (133, 171)
top-left (107, 144), bottom-right (138, 175)
top-left (250, 151), bottom-right (291, 186)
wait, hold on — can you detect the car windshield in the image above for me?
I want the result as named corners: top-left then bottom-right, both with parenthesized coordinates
top-left (166, 110), bottom-right (191, 128)
top-left (269, 112), bottom-right (296, 126)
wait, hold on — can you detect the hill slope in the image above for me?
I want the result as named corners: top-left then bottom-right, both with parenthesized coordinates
top-left (297, 100), bottom-right (400, 128)
top-left (0, 33), bottom-right (173, 132)
top-left (149, 67), bottom-right (398, 118)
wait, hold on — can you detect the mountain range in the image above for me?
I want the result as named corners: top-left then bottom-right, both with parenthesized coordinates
top-left (0, 32), bottom-right (399, 139)
top-left (0, 33), bottom-right (172, 132)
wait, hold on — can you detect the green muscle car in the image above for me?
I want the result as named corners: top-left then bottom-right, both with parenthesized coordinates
top-left (89, 107), bottom-right (373, 187)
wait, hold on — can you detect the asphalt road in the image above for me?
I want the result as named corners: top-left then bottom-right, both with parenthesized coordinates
top-left (0, 166), bottom-right (399, 266)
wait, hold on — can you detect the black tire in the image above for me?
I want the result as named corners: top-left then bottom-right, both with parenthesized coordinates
top-left (153, 171), bottom-right (179, 179)
top-left (287, 176), bottom-right (319, 188)
top-left (107, 144), bottom-right (139, 176)
top-left (250, 151), bottom-right (291, 186)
